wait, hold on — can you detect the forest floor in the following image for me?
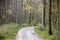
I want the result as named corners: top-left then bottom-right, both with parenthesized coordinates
top-left (15, 26), bottom-right (44, 40)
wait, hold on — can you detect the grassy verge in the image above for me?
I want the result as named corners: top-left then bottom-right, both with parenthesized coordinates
top-left (34, 27), bottom-right (56, 40)
top-left (0, 23), bottom-right (21, 40)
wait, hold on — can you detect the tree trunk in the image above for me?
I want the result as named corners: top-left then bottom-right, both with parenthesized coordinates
top-left (43, 0), bottom-right (45, 27)
top-left (49, 0), bottom-right (52, 35)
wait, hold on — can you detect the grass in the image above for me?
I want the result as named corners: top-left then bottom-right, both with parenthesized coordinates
top-left (0, 23), bottom-right (21, 40)
top-left (34, 27), bottom-right (56, 40)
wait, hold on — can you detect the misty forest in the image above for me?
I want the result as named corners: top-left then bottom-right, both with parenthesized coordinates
top-left (0, 0), bottom-right (60, 40)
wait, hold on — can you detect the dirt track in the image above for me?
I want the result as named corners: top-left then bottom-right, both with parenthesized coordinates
top-left (15, 26), bottom-right (44, 40)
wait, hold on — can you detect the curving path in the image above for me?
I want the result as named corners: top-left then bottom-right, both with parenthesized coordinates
top-left (15, 26), bottom-right (44, 40)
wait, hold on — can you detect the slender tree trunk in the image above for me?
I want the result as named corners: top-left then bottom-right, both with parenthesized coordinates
top-left (49, 0), bottom-right (52, 35)
top-left (43, 0), bottom-right (45, 26)
top-left (29, 13), bottom-right (31, 26)
top-left (57, 0), bottom-right (59, 39)
top-left (29, 0), bottom-right (31, 26)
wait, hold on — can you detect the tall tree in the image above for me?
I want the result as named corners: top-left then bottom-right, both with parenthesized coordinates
top-left (49, 0), bottom-right (52, 35)
top-left (43, 0), bottom-right (45, 27)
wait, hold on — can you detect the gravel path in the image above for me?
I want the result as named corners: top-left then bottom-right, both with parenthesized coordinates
top-left (15, 26), bottom-right (44, 40)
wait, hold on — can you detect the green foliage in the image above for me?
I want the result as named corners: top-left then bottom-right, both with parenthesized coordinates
top-left (25, 5), bottom-right (33, 13)
top-left (6, 10), bottom-right (12, 15)
top-left (0, 23), bottom-right (21, 40)
top-left (36, 24), bottom-right (45, 31)
top-left (21, 23), bottom-right (29, 27)
top-left (34, 26), bottom-right (56, 40)
top-left (30, 21), bottom-right (35, 26)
